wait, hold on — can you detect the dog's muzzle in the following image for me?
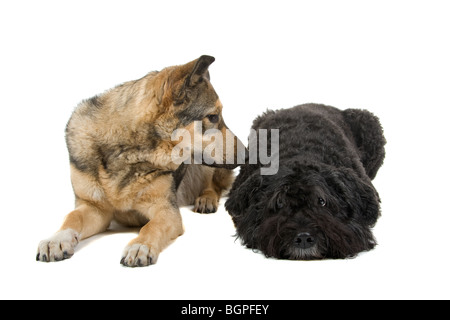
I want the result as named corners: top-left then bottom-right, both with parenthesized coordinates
top-left (294, 232), bottom-right (316, 249)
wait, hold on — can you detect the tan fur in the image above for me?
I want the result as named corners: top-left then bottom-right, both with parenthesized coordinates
top-left (36, 56), bottom-right (243, 267)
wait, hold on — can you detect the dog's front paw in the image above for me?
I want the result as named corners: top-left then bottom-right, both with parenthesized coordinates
top-left (36, 229), bottom-right (79, 262)
top-left (194, 194), bottom-right (218, 214)
top-left (120, 243), bottom-right (158, 267)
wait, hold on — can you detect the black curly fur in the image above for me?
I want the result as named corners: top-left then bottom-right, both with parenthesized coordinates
top-left (225, 104), bottom-right (386, 260)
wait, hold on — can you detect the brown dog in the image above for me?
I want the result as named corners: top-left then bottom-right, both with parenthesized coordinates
top-left (36, 55), bottom-right (244, 267)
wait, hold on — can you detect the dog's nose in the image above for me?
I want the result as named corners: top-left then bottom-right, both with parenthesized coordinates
top-left (294, 232), bottom-right (316, 249)
top-left (244, 148), bottom-right (250, 163)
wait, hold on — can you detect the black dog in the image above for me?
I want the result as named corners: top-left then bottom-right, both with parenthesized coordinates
top-left (225, 104), bottom-right (386, 260)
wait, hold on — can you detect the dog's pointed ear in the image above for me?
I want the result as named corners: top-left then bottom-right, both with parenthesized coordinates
top-left (172, 55), bottom-right (215, 106)
top-left (324, 168), bottom-right (380, 226)
top-left (225, 170), bottom-right (263, 217)
top-left (185, 55), bottom-right (215, 87)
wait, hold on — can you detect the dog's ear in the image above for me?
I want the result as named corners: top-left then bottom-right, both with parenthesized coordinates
top-left (324, 168), bottom-right (380, 226)
top-left (225, 171), bottom-right (263, 217)
top-left (172, 55), bottom-right (215, 106)
top-left (185, 55), bottom-right (215, 87)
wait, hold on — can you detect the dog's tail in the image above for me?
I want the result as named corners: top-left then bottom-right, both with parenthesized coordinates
top-left (343, 109), bottom-right (387, 180)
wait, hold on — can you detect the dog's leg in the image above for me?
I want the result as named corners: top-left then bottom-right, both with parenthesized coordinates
top-left (194, 168), bottom-right (234, 213)
top-left (36, 200), bottom-right (113, 262)
top-left (120, 204), bottom-right (183, 267)
top-left (120, 178), bottom-right (184, 267)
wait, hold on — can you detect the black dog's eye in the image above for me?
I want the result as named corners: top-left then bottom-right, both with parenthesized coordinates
top-left (206, 114), bottom-right (219, 123)
top-left (276, 196), bottom-right (284, 209)
top-left (318, 197), bottom-right (326, 207)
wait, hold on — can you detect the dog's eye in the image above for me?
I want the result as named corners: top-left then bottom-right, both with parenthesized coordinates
top-left (206, 114), bottom-right (219, 123)
top-left (276, 196), bottom-right (284, 209)
top-left (318, 197), bottom-right (326, 207)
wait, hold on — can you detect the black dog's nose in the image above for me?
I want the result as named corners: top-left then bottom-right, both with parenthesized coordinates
top-left (295, 232), bottom-right (316, 249)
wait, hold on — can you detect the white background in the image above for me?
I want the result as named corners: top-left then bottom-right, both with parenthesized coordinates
top-left (1, 0), bottom-right (449, 300)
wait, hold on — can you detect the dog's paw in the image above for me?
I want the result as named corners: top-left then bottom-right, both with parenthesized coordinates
top-left (36, 229), bottom-right (79, 262)
top-left (120, 243), bottom-right (158, 267)
top-left (194, 194), bottom-right (218, 214)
